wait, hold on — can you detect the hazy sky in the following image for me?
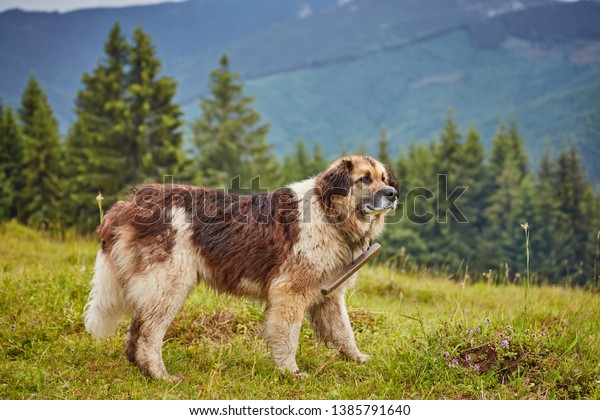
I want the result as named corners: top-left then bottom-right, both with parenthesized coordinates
top-left (0, 0), bottom-right (582, 13)
top-left (0, 0), bottom-right (186, 13)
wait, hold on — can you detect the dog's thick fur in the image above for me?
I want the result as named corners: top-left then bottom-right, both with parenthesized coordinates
top-left (84, 155), bottom-right (399, 380)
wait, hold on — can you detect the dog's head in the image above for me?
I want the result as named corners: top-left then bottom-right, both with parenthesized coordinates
top-left (316, 155), bottom-right (399, 221)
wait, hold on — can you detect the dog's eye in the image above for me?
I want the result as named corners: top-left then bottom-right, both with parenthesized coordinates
top-left (360, 175), bottom-right (372, 185)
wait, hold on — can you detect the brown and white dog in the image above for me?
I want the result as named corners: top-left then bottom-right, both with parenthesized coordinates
top-left (84, 155), bottom-right (398, 380)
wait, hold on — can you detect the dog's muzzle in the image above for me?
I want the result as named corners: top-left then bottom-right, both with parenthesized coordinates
top-left (361, 187), bottom-right (398, 214)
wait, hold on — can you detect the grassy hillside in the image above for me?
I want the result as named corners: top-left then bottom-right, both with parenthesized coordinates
top-left (1, 222), bottom-right (598, 399)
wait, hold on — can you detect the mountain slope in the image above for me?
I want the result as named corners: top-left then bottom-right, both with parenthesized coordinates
top-left (0, 0), bottom-right (337, 122)
top-left (243, 29), bottom-right (600, 156)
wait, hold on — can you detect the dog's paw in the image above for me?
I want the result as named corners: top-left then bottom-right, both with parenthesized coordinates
top-left (292, 370), bottom-right (308, 379)
top-left (355, 352), bottom-right (370, 363)
top-left (340, 350), bottom-right (370, 362)
top-left (169, 374), bottom-right (185, 383)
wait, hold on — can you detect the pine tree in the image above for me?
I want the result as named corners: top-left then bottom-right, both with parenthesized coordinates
top-left (431, 112), bottom-right (466, 264)
top-left (403, 142), bottom-right (439, 262)
top-left (127, 26), bottom-right (184, 183)
top-left (193, 54), bottom-right (278, 192)
top-left (65, 22), bottom-right (130, 229)
top-left (18, 75), bottom-right (63, 227)
top-left (0, 103), bottom-right (24, 219)
top-left (405, 142), bottom-right (438, 219)
top-left (282, 140), bottom-right (328, 185)
top-left (0, 102), bottom-right (11, 219)
top-left (454, 126), bottom-right (488, 266)
top-left (380, 143), bottom-right (432, 263)
top-left (311, 142), bottom-right (327, 175)
top-left (282, 139), bottom-right (310, 184)
top-left (490, 121), bottom-right (528, 182)
top-left (0, 170), bottom-right (11, 220)
top-left (484, 159), bottom-right (534, 277)
top-left (65, 23), bottom-right (184, 230)
top-left (377, 126), bottom-right (392, 166)
top-left (460, 127), bottom-right (487, 217)
top-left (507, 120), bottom-right (529, 180)
top-left (483, 122), bottom-right (535, 280)
top-left (532, 146), bottom-right (571, 282)
top-left (354, 140), bottom-right (367, 156)
top-left (437, 111), bottom-right (462, 183)
top-left (281, 154), bottom-right (296, 186)
top-left (395, 148), bottom-right (409, 194)
top-left (555, 143), bottom-right (591, 285)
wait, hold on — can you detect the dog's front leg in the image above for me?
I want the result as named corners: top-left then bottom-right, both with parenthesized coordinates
top-left (263, 294), bottom-right (307, 376)
top-left (309, 292), bottom-right (369, 362)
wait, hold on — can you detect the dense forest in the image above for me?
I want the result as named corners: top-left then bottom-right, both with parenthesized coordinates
top-left (1, 24), bottom-right (598, 287)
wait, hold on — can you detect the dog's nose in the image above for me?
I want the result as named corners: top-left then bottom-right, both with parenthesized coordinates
top-left (382, 187), bottom-right (398, 199)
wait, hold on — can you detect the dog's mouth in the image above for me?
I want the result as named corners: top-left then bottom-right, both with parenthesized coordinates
top-left (360, 198), bottom-right (397, 215)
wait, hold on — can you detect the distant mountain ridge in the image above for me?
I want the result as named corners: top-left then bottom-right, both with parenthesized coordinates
top-left (1, 0), bottom-right (599, 180)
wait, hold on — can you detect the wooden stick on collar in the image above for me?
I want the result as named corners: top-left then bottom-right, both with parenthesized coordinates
top-left (321, 243), bottom-right (382, 296)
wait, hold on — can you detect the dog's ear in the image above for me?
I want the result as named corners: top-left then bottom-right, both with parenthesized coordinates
top-left (384, 164), bottom-right (400, 193)
top-left (318, 158), bottom-right (353, 212)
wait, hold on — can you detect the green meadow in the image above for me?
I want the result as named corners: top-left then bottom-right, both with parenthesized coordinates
top-left (1, 222), bottom-right (598, 400)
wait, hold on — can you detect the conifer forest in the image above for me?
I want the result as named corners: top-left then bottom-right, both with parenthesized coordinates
top-left (1, 23), bottom-right (599, 287)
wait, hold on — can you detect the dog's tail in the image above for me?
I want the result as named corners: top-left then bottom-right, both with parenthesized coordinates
top-left (84, 250), bottom-right (125, 339)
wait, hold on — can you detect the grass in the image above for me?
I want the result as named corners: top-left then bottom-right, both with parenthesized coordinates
top-left (1, 221), bottom-right (598, 400)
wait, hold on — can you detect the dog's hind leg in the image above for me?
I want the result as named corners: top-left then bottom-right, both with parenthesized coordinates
top-left (124, 266), bottom-right (196, 381)
top-left (128, 300), bottom-right (185, 382)
top-left (308, 291), bottom-right (369, 362)
top-left (125, 317), bottom-right (141, 364)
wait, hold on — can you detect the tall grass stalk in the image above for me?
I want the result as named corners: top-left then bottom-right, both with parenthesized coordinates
top-left (595, 230), bottom-right (599, 291)
top-left (452, 265), bottom-right (468, 323)
top-left (521, 222), bottom-right (531, 305)
top-left (96, 191), bottom-right (104, 225)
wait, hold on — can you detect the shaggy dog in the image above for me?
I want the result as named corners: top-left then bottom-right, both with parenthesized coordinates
top-left (84, 155), bottom-right (398, 380)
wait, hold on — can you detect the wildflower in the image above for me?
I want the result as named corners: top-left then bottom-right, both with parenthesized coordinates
top-left (96, 191), bottom-right (105, 224)
top-left (450, 359), bottom-right (459, 367)
top-left (499, 333), bottom-right (504, 338)
top-left (500, 340), bottom-right (509, 348)
top-left (506, 325), bottom-right (513, 331)
top-left (521, 222), bottom-right (529, 232)
top-left (476, 327), bottom-right (481, 333)
top-left (443, 352), bottom-right (450, 360)
top-left (474, 364), bottom-right (480, 371)
top-left (467, 328), bottom-right (473, 335)
top-left (485, 318), bottom-right (491, 324)
top-left (525, 328), bottom-right (530, 333)
top-left (465, 354), bottom-right (472, 362)
top-left (532, 333), bottom-right (536, 338)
